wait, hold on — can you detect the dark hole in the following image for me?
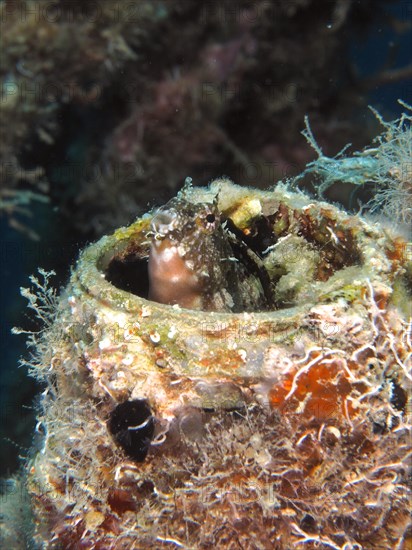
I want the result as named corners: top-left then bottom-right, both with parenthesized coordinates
top-left (300, 514), bottom-right (317, 533)
top-left (390, 380), bottom-right (407, 412)
top-left (225, 216), bottom-right (275, 257)
top-left (372, 421), bottom-right (386, 434)
top-left (105, 255), bottom-right (149, 298)
top-left (108, 399), bottom-right (155, 462)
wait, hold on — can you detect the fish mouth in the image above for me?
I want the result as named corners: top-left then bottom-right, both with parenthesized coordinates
top-left (150, 208), bottom-right (179, 237)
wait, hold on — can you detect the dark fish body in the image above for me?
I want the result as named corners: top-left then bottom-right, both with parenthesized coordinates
top-left (148, 196), bottom-right (265, 312)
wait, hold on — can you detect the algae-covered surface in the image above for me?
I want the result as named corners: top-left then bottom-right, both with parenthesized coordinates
top-left (1, 2), bottom-right (411, 548)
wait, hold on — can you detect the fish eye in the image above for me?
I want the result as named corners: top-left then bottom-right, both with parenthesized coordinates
top-left (205, 213), bottom-right (215, 224)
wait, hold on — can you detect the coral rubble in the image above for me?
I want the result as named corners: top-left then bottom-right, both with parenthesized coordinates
top-left (20, 180), bottom-right (411, 548)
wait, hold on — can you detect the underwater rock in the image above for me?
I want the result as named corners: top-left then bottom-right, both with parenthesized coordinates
top-left (25, 179), bottom-right (411, 548)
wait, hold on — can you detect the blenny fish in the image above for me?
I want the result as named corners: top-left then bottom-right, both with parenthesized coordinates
top-left (147, 189), bottom-right (269, 312)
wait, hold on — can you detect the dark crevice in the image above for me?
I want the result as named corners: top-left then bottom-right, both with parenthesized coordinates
top-left (106, 255), bottom-right (150, 298)
top-left (108, 399), bottom-right (155, 462)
